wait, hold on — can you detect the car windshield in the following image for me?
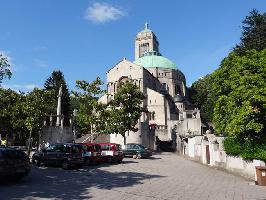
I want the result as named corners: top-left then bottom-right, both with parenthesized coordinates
top-left (1, 150), bottom-right (27, 159)
top-left (82, 145), bottom-right (93, 151)
top-left (101, 145), bottom-right (111, 150)
top-left (72, 145), bottom-right (82, 153)
top-left (138, 145), bottom-right (146, 149)
top-left (94, 145), bottom-right (101, 151)
top-left (44, 144), bottom-right (57, 151)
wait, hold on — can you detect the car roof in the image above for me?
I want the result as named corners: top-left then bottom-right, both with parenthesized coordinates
top-left (97, 142), bottom-right (119, 145)
top-left (51, 143), bottom-right (82, 146)
top-left (78, 143), bottom-right (100, 146)
top-left (0, 147), bottom-right (23, 151)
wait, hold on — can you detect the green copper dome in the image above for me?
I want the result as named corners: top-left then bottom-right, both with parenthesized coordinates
top-left (134, 52), bottom-right (177, 70)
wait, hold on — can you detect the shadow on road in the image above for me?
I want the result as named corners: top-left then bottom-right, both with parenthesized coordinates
top-left (120, 160), bottom-right (139, 164)
top-left (0, 164), bottom-right (164, 200)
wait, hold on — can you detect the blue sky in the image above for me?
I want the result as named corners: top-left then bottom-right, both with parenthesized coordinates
top-left (0, 0), bottom-right (265, 92)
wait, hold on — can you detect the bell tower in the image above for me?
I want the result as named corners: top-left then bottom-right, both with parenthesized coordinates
top-left (135, 23), bottom-right (159, 60)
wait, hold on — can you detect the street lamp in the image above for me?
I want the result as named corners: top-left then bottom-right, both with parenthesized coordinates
top-left (73, 109), bottom-right (78, 139)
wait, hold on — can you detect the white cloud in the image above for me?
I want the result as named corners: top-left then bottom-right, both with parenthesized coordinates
top-left (2, 84), bottom-right (39, 92)
top-left (84, 2), bottom-right (125, 24)
top-left (34, 59), bottom-right (50, 68)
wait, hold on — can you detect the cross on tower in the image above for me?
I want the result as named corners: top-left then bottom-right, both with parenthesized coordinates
top-left (145, 22), bottom-right (149, 29)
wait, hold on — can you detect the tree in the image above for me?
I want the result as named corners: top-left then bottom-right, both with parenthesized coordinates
top-left (0, 88), bottom-right (27, 144)
top-left (0, 54), bottom-right (12, 85)
top-left (189, 74), bottom-right (216, 122)
top-left (23, 89), bottom-right (54, 155)
top-left (234, 9), bottom-right (266, 55)
top-left (189, 9), bottom-right (266, 124)
top-left (212, 50), bottom-right (266, 160)
top-left (44, 70), bottom-right (71, 120)
top-left (188, 9), bottom-right (266, 160)
top-left (108, 82), bottom-right (145, 144)
top-left (72, 77), bottom-right (106, 136)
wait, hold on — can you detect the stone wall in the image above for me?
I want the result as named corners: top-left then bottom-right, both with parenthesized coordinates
top-left (179, 134), bottom-right (266, 180)
top-left (40, 126), bottom-right (73, 148)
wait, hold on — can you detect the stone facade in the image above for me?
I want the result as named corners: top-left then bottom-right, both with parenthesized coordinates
top-left (99, 24), bottom-right (201, 149)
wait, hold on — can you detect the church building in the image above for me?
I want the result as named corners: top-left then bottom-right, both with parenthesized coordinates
top-left (99, 23), bottom-right (201, 150)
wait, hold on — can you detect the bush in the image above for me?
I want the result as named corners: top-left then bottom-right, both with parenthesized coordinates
top-left (223, 137), bottom-right (242, 156)
top-left (223, 137), bottom-right (266, 161)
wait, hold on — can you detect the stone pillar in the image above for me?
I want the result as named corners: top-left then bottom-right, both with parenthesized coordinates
top-left (56, 85), bottom-right (62, 126)
top-left (49, 115), bottom-right (53, 126)
top-left (61, 116), bottom-right (64, 129)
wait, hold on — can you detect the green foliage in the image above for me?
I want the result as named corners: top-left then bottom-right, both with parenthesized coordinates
top-left (0, 88), bottom-right (54, 144)
top-left (0, 54), bottom-right (12, 85)
top-left (0, 88), bottom-right (27, 143)
top-left (223, 137), bottom-right (242, 156)
top-left (72, 77), bottom-right (105, 135)
top-left (23, 89), bottom-right (54, 141)
top-left (189, 10), bottom-right (266, 160)
top-left (108, 82), bottom-right (145, 144)
top-left (189, 74), bottom-right (216, 122)
top-left (213, 50), bottom-right (266, 137)
top-left (234, 9), bottom-right (266, 55)
top-left (213, 50), bottom-right (266, 160)
top-left (44, 70), bottom-right (71, 119)
top-left (224, 137), bottom-right (266, 161)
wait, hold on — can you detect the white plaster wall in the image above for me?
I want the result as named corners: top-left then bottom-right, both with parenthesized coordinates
top-left (146, 88), bottom-right (166, 125)
top-left (188, 138), bottom-right (195, 158)
top-left (187, 136), bottom-right (203, 158)
top-left (176, 118), bottom-right (201, 136)
top-left (185, 135), bottom-right (266, 180)
top-left (110, 123), bottom-right (152, 147)
top-left (110, 131), bottom-right (141, 145)
top-left (225, 156), bottom-right (266, 180)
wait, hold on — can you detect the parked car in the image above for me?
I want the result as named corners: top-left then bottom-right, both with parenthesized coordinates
top-left (32, 143), bottom-right (84, 169)
top-left (98, 143), bottom-right (123, 163)
top-left (121, 143), bottom-right (152, 159)
top-left (79, 143), bottom-right (102, 165)
top-left (0, 147), bottom-right (31, 180)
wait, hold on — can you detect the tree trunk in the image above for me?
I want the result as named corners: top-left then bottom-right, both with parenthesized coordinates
top-left (123, 132), bottom-right (126, 145)
top-left (90, 123), bottom-right (93, 142)
top-left (27, 129), bottom-right (32, 157)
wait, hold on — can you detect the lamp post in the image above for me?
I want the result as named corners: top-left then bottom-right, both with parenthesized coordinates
top-left (73, 109), bottom-right (78, 139)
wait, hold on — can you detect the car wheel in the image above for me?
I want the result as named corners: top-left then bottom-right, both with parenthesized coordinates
top-left (77, 163), bottom-right (83, 168)
top-left (117, 159), bottom-right (123, 163)
top-left (84, 158), bottom-right (90, 166)
top-left (61, 160), bottom-right (69, 170)
top-left (33, 158), bottom-right (40, 166)
top-left (92, 159), bottom-right (97, 165)
top-left (107, 157), bottom-right (112, 164)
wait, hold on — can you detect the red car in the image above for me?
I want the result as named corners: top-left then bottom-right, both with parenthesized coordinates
top-left (98, 143), bottom-right (124, 164)
top-left (79, 143), bottom-right (102, 165)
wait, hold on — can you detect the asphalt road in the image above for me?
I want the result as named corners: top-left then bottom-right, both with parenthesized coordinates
top-left (0, 153), bottom-right (266, 200)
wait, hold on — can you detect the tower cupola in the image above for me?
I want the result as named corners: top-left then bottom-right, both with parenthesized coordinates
top-left (135, 23), bottom-right (159, 60)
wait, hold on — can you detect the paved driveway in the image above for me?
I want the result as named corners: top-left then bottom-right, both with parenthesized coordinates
top-left (0, 153), bottom-right (266, 200)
